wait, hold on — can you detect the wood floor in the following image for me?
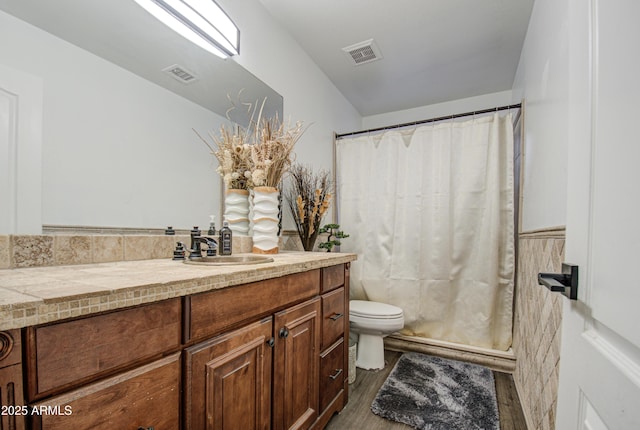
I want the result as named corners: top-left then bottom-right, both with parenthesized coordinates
top-left (325, 350), bottom-right (527, 430)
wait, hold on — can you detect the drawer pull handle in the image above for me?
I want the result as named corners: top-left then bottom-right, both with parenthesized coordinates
top-left (329, 368), bottom-right (343, 380)
top-left (138, 427), bottom-right (154, 430)
top-left (329, 313), bottom-right (344, 321)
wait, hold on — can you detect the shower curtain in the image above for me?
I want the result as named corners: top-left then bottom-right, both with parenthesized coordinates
top-left (337, 113), bottom-right (515, 351)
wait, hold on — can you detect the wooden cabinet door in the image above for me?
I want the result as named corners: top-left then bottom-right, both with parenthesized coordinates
top-left (33, 352), bottom-right (180, 430)
top-left (273, 298), bottom-right (320, 430)
top-left (184, 318), bottom-right (273, 430)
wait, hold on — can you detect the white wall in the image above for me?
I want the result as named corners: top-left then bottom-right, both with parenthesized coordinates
top-left (511, 0), bottom-right (570, 231)
top-left (361, 90), bottom-right (514, 130)
top-left (222, 0), bottom-right (361, 170)
top-left (0, 1), bottom-right (362, 231)
top-left (0, 10), bottom-right (224, 231)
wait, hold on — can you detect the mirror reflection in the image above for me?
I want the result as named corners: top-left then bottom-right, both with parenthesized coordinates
top-left (0, 0), bottom-right (282, 126)
top-left (0, 0), bottom-right (283, 233)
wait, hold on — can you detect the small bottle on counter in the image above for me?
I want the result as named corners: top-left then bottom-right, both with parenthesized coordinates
top-left (219, 220), bottom-right (233, 255)
top-left (208, 215), bottom-right (216, 236)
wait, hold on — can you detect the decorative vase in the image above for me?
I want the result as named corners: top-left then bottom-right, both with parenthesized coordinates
top-left (224, 189), bottom-right (250, 236)
top-left (252, 186), bottom-right (280, 254)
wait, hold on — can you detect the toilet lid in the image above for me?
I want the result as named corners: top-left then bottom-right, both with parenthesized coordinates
top-left (350, 300), bottom-right (403, 319)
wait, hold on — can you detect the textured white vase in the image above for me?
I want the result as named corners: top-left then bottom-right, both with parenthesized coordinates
top-left (252, 186), bottom-right (280, 253)
top-left (224, 189), bottom-right (250, 236)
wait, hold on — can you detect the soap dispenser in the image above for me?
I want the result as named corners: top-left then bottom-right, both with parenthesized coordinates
top-left (219, 220), bottom-right (233, 255)
top-left (208, 215), bottom-right (216, 236)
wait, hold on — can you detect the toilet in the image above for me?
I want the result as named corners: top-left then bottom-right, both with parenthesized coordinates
top-left (349, 300), bottom-right (404, 370)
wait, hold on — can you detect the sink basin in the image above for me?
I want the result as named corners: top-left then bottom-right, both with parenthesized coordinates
top-left (183, 255), bottom-right (274, 266)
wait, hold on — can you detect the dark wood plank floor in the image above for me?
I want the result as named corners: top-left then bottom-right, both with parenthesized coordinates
top-left (325, 350), bottom-right (527, 430)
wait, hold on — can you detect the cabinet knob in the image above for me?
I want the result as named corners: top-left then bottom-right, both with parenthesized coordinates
top-left (329, 312), bottom-right (344, 321)
top-left (266, 337), bottom-right (275, 347)
top-left (278, 328), bottom-right (289, 338)
top-left (329, 368), bottom-right (343, 380)
top-left (138, 427), bottom-right (154, 430)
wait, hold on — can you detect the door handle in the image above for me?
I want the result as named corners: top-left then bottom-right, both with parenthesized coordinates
top-left (538, 263), bottom-right (578, 300)
top-left (329, 368), bottom-right (343, 380)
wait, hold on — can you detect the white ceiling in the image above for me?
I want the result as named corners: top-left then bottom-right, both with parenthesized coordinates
top-left (259, 0), bottom-right (535, 116)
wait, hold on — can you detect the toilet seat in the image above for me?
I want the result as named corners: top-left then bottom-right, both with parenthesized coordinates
top-left (350, 300), bottom-right (403, 319)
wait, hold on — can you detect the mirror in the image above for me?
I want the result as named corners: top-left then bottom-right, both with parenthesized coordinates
top-left (0, 0), bottom-right (283, 126)
top-left (0, 0), bottom-right (283, 234)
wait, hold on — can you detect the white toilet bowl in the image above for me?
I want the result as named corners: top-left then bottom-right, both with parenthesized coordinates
top-left (349, 300), bottom-right (404, 370)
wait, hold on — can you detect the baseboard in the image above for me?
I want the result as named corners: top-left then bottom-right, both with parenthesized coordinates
top-left (384, 335), bottom-right (516, 373)
top-left (513, 371), bottom-right (536, 430)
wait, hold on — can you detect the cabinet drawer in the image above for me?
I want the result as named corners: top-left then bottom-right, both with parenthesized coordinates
top-left (321, 287), bottom-right (345, 350)
top-left (321, 265), bottom-right (345, 294)
top-left (28, 299), bottom-right (181, 399)
top-left (188, 269), bottom-right (320, 341)
top-left (33, 353), bottom-right (181, 430)
top-left (319, 338), bottom-right (345, 413)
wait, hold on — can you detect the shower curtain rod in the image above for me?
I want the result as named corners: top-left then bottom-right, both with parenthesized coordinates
top-left (335, 103), bottom-right (522, 139)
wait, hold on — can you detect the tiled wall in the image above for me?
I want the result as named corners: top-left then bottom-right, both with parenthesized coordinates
top-left (513, 228), bottom-right (565, 430)
top-left (0, 233), bottom-right (254, 269)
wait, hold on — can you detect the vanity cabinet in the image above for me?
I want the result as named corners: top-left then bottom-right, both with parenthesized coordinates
top-left (0, 329), bottom-right (25, 430)
top-left (24, 299), bottom-right (182, 430)
top-left (185, 271), bottom-right (322, 430)
top-left (31, 353), bottom-right (181, 430)
top-left (16, 262), bottom-right (350, 430)
top-left (315, 265), bottom-right (350, 429)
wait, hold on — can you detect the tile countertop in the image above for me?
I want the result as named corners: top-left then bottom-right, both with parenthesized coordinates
top-left (0, 251), bottom-right (357, 331)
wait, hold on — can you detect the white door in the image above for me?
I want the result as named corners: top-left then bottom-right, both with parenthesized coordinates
top-left (0, 64), bottom-right (43, 234)
top-left (557, 1), bottom-right (640, 428)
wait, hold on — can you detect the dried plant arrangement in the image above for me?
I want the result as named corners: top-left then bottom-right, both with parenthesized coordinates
top-left (250, 114), bottom-right (307, 188)
top-left (194, 96), bottom-right (265, 190)
top-left (285, 164), bottom-right (332, 251)
top-left (196, 96), bottom-right (307, 191)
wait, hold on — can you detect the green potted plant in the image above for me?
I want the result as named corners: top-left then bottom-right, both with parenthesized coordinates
top-left (318, 224), bottom-right (349, 252)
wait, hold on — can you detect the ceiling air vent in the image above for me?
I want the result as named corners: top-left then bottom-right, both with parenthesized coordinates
top-left (342, 39), bottom-right (383, 66)
top-left (162, 64), bottom-right (199, 84)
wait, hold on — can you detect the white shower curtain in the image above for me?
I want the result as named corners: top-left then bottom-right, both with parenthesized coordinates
top-left (337, 113), bottom-right (515, 351)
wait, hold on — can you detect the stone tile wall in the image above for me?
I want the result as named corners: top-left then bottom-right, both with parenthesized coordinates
top-left (0, 233), bottom-right (254, 269)
top-left (513, 228), bottom-right (565, 430)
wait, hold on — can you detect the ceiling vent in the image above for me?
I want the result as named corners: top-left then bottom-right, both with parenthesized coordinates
top-left (162, 64), bottom-right (199, 84)
top-left (342, 39), bottom-right (383, 66)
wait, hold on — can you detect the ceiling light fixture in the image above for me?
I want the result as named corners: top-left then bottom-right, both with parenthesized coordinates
top-left (133, 0), bottom-right (239, 59)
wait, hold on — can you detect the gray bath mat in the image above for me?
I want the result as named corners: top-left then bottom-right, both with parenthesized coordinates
top-left (371, 352), bottom-right (499, 430)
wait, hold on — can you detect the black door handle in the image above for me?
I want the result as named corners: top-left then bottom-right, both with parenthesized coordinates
top-left (538, 263), bottom-right (578, 300)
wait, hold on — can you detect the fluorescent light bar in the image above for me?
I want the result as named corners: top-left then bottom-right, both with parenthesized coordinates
top-left (134, 0), bottom-right (239, 58)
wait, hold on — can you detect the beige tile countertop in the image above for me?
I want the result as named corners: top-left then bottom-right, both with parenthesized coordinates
top-left (0, 251), bottom-right (357, 331)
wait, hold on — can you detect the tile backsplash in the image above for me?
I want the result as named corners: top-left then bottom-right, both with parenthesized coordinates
top-left (0, 232), bottom-right (254, 269)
